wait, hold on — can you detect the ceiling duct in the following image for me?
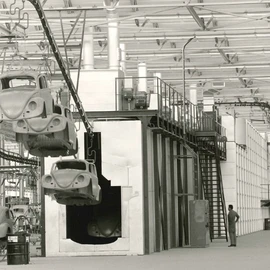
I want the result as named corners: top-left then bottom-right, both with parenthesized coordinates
top-left (104, 0), bottom-right (120, 69)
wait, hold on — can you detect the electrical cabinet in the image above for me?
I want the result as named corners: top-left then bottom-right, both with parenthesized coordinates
top-left (189, 200), bottom-right (210, 248)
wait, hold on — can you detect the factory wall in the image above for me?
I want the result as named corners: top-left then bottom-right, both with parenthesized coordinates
top-left (221, 116), bottom-right (270, 236)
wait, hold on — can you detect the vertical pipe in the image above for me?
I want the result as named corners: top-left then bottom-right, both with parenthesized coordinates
top-left (138, 62), bottom-right (147, 93)
top-left (170, 139), bottom-right (176, 248)
top-left (59, 11), bottom-right (70, 77)
top-left (141, 116), bottom-right (149, 254)
top-left (76, 10), bottom-right (87, 93)
top-left (40, 158), bottom-right (46, 257)
top-left (182, 37), bottom-right (195, 138)
top-left (119, 43), bottom-right (126, 74)
top-left (108, 10), bottom-right (119, 69)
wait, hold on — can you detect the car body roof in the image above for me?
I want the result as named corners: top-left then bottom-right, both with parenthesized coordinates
top-left (0, 70), bottom-right (42, 80)
top-left (54, 159), bottom-right (90, 165)
top-left (10, 205), bottom-right (28, 211)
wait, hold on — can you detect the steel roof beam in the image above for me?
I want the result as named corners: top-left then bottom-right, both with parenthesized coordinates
top-left (216, 48), bottom-right (231, 63)
top-left (16, 1), bottom-right (270, 12)
top-left (186, 6), bottom-right (206, 30)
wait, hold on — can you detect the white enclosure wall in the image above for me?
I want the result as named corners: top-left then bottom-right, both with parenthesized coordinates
top-left (221, 116), bottom-right (270, 236)
top-left (70, 69), bottom-right (124, 111)
top-left (45, 120), bottom-right (144, 256)
top-left (44, 69), bottom-right (145, 256)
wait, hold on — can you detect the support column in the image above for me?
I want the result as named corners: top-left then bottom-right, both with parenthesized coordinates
top-left (19, 177), bottom-right (24, 199)
top-left (138, 62), bottom-right (147, 92)
top-left (153, 132), bottom-right (161, 252)
top-left (19, 143), bottom-right (24, 200)
top-left (183, 147), bottom-right (189, 246)
top-left (141, 116), bottom-right (149, 254)
top-left (0, 177), bottom-right (5, 207)
top-left (0, 136), bottom-right (4, 206)
top-left (83, 26), bottom-right (94, 70)
top-left (149, 72), bottom-right (161, 110)
top-left (161, 135), bottom-right (168, 250)
top-left (189, 84), bottom-right (197, 105)
top-left (170, 139), bottom-right (176, 248)
top-left (107, 11), bottom-right (120, 69)
top-left (153, 72), bottom-right (161, 93)
top-left (120, 43), bottom-right (126, 74)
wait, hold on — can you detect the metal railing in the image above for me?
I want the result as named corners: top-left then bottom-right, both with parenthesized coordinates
top-left (115, 76), bottom-right (226, 136)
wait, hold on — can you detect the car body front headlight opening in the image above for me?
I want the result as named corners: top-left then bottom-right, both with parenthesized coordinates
top-left (17, 120), bottom-right (26, 128)
top-left (52, 118), bottom-right (61, 126)
top-left (44, 175), bottom-right (52, 183)
top-left (28, 101), bottom-right (37, 111)
top-left (77, 175), bottom-right (85, 182)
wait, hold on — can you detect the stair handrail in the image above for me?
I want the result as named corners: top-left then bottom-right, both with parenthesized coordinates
top-left (214, 140), bottom-right (228, 241)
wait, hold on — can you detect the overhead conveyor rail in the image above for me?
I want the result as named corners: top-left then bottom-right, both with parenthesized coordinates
top-left (0, 148), bottom-right (40, 166)
top-left (28, 0), bottom-right (93, 138)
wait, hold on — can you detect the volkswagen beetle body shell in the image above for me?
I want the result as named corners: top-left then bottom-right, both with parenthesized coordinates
top-left (15, 104), bottom-right (78, 157)
top-left (0, 71), bottom-right (54, 121)
top-left (42, 159), bottom-right (101, 205)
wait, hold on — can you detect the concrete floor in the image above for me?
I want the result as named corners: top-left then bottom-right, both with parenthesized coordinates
top-left (0, 230), bottom-right (269, 270)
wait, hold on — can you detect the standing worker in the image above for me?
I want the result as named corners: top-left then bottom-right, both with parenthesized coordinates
top-left (228, 204), bottom-right (240, 247)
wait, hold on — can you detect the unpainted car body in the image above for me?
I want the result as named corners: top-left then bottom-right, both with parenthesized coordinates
top-left (15, 104), bottom-right (78, 157)
top-left (0, 206), bottom-right (14, 247)
top-left (42, 159), bottom-right (101, 205)
top-left (0, 71), bottom-right (54, 121)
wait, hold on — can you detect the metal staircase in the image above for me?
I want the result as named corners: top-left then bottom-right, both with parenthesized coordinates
top-left (198, 137), bottom-right (228, 241)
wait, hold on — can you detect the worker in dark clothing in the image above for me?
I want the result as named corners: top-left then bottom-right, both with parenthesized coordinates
top-left (228, 204), bottom-right (240, 247)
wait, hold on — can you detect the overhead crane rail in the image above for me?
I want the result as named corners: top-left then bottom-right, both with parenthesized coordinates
top-left (27, 0), bottom-right (93, 138)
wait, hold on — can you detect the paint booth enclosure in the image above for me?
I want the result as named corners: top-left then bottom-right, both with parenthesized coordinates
top-left (43, 117), bottom-right (195, 256)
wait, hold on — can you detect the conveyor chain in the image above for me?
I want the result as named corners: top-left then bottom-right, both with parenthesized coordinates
top-left (0, 148), bottom-right (40, 166)
top-left (28, 0), bottom-right (93, 137)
